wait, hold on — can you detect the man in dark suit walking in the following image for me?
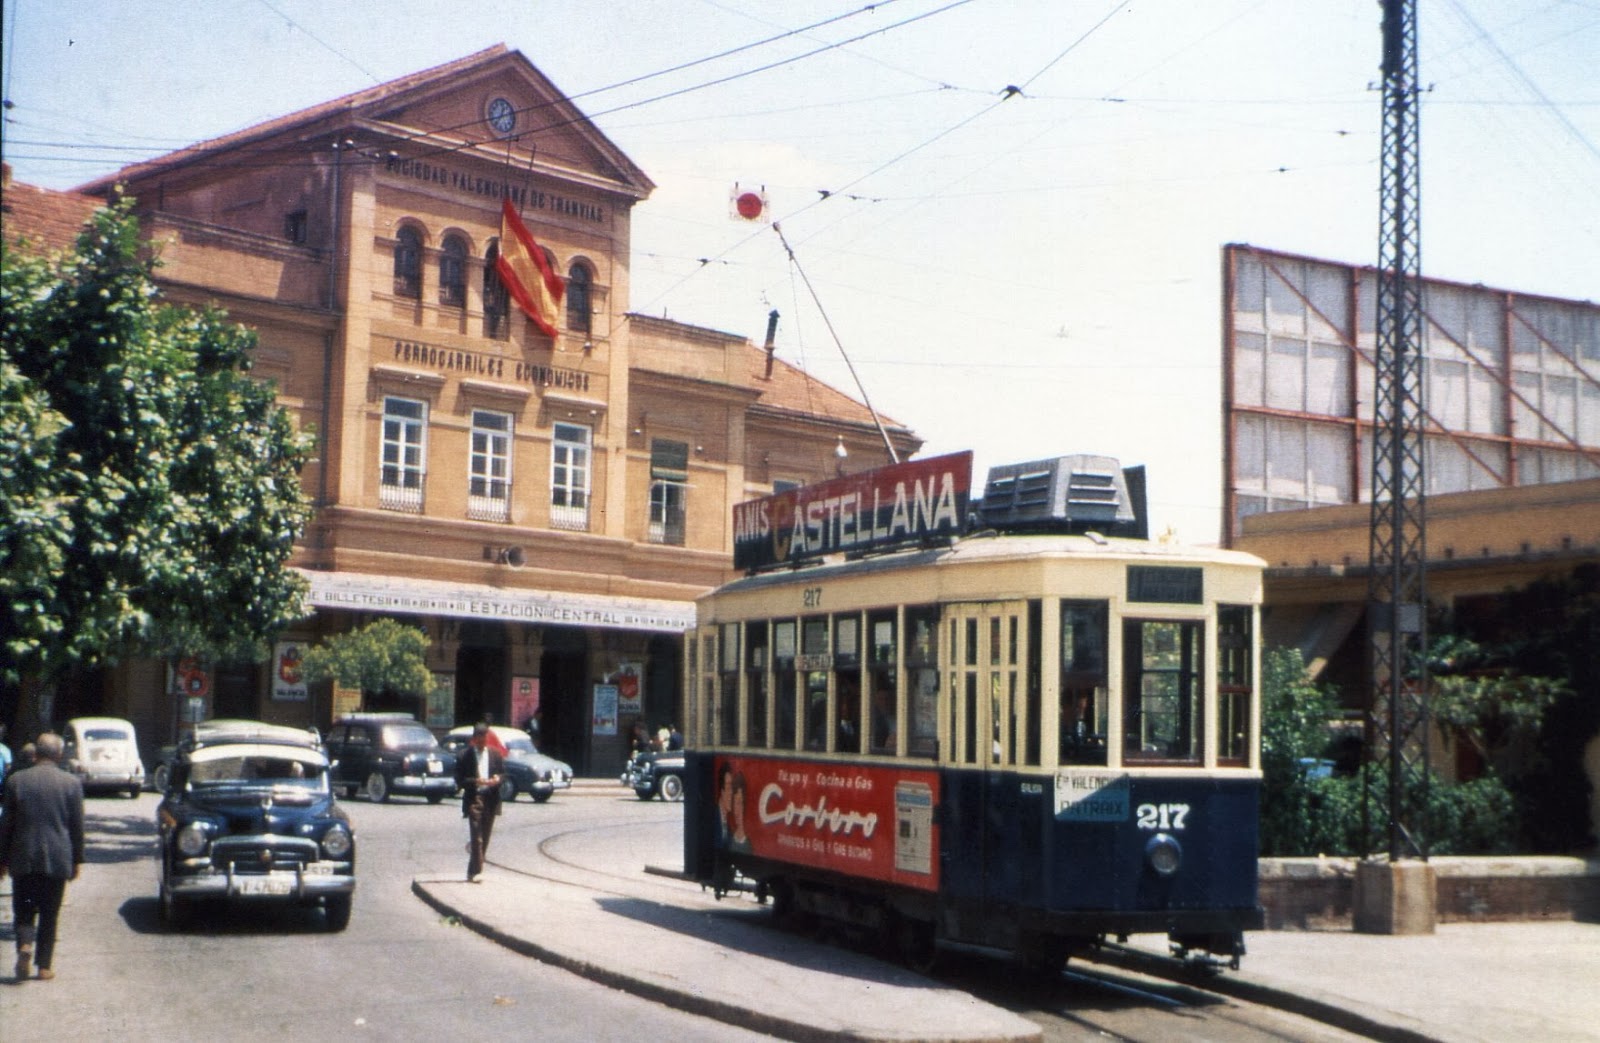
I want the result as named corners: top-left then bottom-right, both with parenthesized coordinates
top-left (455, 722), bottom-right (504, 882)
top-left (0, 732), bottom-right (85, 982)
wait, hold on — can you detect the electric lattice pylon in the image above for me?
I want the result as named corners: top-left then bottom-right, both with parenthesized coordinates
top-left (1366, 0), bottom-right (1430, 862)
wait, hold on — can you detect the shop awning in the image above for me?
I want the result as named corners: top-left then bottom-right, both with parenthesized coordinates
top-left (298, 569), bottom-right (695, 633)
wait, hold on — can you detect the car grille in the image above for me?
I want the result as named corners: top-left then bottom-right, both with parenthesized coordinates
top-left (211, 835), bottom-right (321, 874)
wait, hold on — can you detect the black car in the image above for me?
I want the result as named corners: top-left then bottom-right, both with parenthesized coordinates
top-left (155, 720), bottom-right (354, 930)
top-left (621, 749), bottom-right (686, 801)
top-left (441, 725), bottom-right (572, 803)
top-left (325, 713), bottom-right (456, 803)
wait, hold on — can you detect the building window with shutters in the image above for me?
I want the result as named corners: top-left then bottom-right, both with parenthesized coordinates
top-left (440, 234), bottom-right (468, 308)
top-left (468, 409), bottom-right (512, 521)
top-left (566, 263), bottom-right (592, 334)
top-left (380, 396), bottom-right (426, 512)
top-left (551, 422), bottom-right (590, 530)
top-left (648, 439), bottom-right (688, 545)
top-left (394, 226), bottom-right (422, 299)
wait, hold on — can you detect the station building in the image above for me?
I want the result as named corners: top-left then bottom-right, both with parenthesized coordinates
top-left (5, 47), bottom-right (920, 775)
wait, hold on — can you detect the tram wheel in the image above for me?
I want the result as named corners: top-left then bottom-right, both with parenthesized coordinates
top-left (893, 913), bottom-right (938, 975)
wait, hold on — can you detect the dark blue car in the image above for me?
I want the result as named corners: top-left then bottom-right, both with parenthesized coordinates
top-left (156, 720), bottom-right (355, 930)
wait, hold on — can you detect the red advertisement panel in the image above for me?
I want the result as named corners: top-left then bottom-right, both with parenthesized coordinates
top-left (712, 756), bottom-right (941, 892)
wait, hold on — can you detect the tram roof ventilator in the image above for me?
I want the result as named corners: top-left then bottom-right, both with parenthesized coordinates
top-left (975, 454), bottom-right (1148, 540)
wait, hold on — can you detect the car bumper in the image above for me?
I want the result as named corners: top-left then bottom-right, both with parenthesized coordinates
top-left (76, 768), bottom-right (145, 788)
top-left (168, 865), bottom-right (355, 901)
top-left (389, 775), bottom-right (455, 795)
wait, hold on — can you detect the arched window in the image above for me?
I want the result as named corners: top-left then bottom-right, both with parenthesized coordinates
top-left (394, 226), bottom-right (422, 299)
top-left (566, 263), bottom-right (592, 334)
top-left (440, 234), bottom-right (468, 307)
top-left (483, 240), bottom-right (509, 339)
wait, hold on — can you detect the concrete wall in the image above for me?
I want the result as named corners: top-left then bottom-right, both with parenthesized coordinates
top-left (1258, 856), bottom-right (1600, 929)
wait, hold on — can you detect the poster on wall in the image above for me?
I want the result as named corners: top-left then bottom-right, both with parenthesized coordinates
top-left (612, 662), bottom-right (642, 716)
top-left (331, 684), bottom-right (362, 720)
top-left (427, 673), bottom-right (456, 728)
top-left (509, 676), bottom-right (540, 732)
top-left (591, 683), bottom-right (619, 736)
top-left (272, 642), bottom-right (308, 701)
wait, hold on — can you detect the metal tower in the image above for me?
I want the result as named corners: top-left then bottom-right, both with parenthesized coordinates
top-left (1366, 0), bottom-right (1430, 861)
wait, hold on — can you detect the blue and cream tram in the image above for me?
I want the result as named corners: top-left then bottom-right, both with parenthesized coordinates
top-left (684, 452), bottom-right (1266, 970)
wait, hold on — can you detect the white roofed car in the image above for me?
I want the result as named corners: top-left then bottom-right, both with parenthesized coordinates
top-left (62, 716), bottom-right (146, 797)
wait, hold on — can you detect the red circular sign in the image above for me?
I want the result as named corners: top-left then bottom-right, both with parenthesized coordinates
top-left (735, 191), bottom-right (765, 220)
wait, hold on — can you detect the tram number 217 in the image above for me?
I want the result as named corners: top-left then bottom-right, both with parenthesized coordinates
top-left (1136, 803), bottom-right (1190, 831)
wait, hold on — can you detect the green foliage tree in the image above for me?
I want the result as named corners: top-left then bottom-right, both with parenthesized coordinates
top-left (2, 194), bottom-right (313, 687)
top-left (298, 618), bottom-right (437, 703)
top-left (1258, 647), bottom-right (1343, 855)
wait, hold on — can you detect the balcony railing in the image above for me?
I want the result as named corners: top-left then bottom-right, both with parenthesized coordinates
top-left (379, 473), bottom-right (425, 513)
top-left (550, 502), bottom-right (589, 531)
top-left (467, 480), bottom-right (511, 522)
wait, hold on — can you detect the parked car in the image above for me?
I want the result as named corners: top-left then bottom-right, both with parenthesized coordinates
top-left (442, 724), bottom-right (572, 803)
top-left (62, 716), bottom-right (146, 797)
top-left (325, 713), bottom-right (456, 803)
top-left (155, 719), bottom-right (353, 930)
top-left (621, 748), bottom-right (685, 801)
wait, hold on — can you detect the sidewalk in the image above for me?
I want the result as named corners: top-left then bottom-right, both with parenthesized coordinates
top-left (426, 782), bottom-right (1600, 1042)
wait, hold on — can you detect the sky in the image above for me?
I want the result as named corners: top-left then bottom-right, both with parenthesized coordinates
top-left (4, 0), bottom-right (1597, 543)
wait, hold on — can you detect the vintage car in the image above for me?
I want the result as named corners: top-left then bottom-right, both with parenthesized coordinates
top-left (621, 748), bottom-right (686, 801)
top-left (155, 720), bottom-right (354, 930)
top-left (62, 716), bottom-right (146, 797)
top-left (442, 724), bottom-right (573, 803)
top-left (325, 713), bottom-right (456, 803)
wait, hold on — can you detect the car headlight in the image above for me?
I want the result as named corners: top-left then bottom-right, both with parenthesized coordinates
top-left (1145, 833), bottom-right (1182, 876)
top-left (176, 823), bottom-right (209, 857)
top-left (321, 825), bottom-right (353, 859)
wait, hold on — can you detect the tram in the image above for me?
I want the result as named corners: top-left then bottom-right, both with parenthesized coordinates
top-left (683, 451), bottom-right (1266, 971)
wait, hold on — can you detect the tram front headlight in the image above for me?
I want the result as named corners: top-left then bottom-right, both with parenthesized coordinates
top-left (1145, 833), bottom-right (1182, 876)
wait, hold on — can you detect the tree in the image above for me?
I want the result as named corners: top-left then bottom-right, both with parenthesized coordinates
top-left (1258, 647), bottom-right (1344, 855)
top-left (2, 194), bottom-right (313, 688)
top-left (299, 618), bottom-right (437, 706)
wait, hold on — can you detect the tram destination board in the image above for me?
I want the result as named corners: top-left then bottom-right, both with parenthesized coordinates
top-left (732, 452), bottom-right (973, 571)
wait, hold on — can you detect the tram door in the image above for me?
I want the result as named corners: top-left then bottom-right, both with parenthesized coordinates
top-left (943, 601), bottom-right (1029, 905)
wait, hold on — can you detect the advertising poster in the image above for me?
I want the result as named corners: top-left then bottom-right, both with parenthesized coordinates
top-left (591, 683), bottom-right (619, 736)
top-left (331, 684), bottom-right (362, 720)
top-left (272, 641), bottom-right (308, 701)
top-left (612, 662), bottom-right (642, 716)
top-left (712, 756), bottom-right (941, 891)
top-left (509, 676), bottom-right (540, 731)
top-left (427, 673), bottom-right (456, 728)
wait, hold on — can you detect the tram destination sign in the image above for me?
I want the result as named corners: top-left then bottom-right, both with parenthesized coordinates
top-left (733, 451), bottom-right (973, 571)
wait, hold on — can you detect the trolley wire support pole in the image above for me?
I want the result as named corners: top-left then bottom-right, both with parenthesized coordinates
top-left (1365, 0), bottom-right (1430, 866)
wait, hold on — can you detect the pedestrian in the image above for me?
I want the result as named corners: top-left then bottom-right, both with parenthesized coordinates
top-left (666, 723), bottom-right (683, 751)
top-left (0, 732), bottom-right (85, 982)
top-left (0, 723), bottom-right (12, 792)
top-left (454, 722), bottom-right (504, 882)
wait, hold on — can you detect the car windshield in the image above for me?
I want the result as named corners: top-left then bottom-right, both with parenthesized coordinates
top-left (83, 727), bottom-right (131, 741)
top-left (381, 724), bottom-right (439, 751)
top-left (186, 744), bottom-right (328, 798)
top-left (501, 733), bottom-right (536, 758)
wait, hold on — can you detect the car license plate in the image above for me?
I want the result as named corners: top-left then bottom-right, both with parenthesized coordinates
top-left (235, 876), bottom-right (292, 896)
top-left (427, 759), bottom-right (442, 773)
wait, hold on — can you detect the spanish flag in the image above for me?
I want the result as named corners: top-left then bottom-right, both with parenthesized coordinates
top-left (495, 197), bottom-right (565, 337)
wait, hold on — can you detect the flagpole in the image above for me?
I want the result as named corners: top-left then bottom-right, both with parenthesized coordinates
top-left (772, 222), bottom-right (900, 465)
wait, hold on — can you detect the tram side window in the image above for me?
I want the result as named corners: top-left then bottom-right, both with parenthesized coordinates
top-left (1217, 605), bottom-right (1253, 766)
top-left (802, 616), bottom-right (830, 750)
top-left (1060, 600), bottom-right (1109, 766)
top-left (700, 632), bottom-right (716, 746)
top-left (747, 622), bottom-right (769, 748)
top-left (834, 615), bottom-right (862, 753)
top-left (905, 605), bottom-right (940, 758)
top-left (774, 620), bottom-right (797, 749)
top-left (867, 610), bottom-right (898, 754)
top-left (720, 622), bottom-right (741, 746)
top-left (1123, 619), bottom-right (1204, 764)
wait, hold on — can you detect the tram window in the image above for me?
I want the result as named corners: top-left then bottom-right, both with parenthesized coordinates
top-left (1122, 619), bottom-right (1204, 764)
top-left (836, 672), bottom-right (862, 753)
top-left (774, 621), bottom-right (797, 750)
top-left (747, 622), bottom-right (769, 748)
top-left (701, 632), bottom-right (716, 745)
top-left (905, 606), bottom-right (940, 758)
top-left (1024, 600), bottom-right (1042, 766)
top-left (1060, 601), bottom-right (1109, 766)
top-left (1217, 605), bottom-right (1253, 765)
top-left (802, 616), bottom-right (830, 750)
top-left (720, 623), bottom-right (740, 746)
top-left (868, 610), bottom-right (898, 754)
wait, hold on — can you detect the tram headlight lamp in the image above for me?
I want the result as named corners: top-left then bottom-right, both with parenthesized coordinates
top-left (1145, 833), bottom-right (1182, 876)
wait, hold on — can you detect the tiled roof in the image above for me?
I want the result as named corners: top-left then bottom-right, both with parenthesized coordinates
top-left (2, 164), bottom-right (102, 253)
top-left (745, 342), bottom-right (910, 434)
